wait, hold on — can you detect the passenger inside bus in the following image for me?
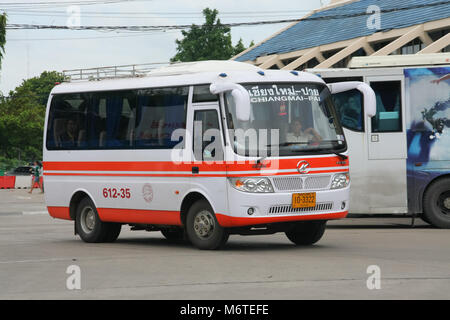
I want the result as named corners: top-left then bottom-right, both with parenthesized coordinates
top-left (59, 119), bottom-right (79, 148)
top-left (286, 119), bottom-right (322, 144)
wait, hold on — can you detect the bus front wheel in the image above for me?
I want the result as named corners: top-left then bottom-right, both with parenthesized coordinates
top-left (185, 200), bottom-right (229, 250)
top-left (423, 178), bottom-right (450, 229)
top-left (285, 221), bottom-right (326, 245)
top-left (75, 197), bottom-right (121, 243)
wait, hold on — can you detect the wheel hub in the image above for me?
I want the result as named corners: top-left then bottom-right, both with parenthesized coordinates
top-left (438, 191), bottom-right (450, 215)
top-left (80, 207), bottom-right (96, 233)
top-left (444, 197), bottom-right (450, 210)
top-left (193, 210), bottom-right (215, 239)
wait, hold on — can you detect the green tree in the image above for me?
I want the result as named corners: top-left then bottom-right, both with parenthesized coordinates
top-left (171, 8), bottom-right (252, 62)
top-left (0, 13), bottom-right (6, 69)
top-left (0, 71), bottom-right (64, 165)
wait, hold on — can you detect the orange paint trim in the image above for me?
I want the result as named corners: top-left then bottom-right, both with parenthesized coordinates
top-left (97, 208), bottom-right (182, 226)
top-left (43, 157), bottom-right (348, 173)
top-left (43, 168), bottom-right (348, 178)
top-left (215, 211), bottom-right (348, 227)
top-left (47, 206), bottom-right (71, 220)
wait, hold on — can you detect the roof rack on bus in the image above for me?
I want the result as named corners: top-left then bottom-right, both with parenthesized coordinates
top-left (62, 60), bottom-right (264, 82)
top-left (62, 62), bottom-right (170, 82)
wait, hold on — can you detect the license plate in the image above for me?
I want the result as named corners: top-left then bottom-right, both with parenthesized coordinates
top-left (292, 193), bottom-right (316, 208)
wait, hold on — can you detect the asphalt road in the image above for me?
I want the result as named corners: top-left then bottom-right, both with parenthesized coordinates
top-left (1, 189), bottom-right (449, 300)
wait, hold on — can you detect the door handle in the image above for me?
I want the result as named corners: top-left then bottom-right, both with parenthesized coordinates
top-left (192, 167), bottom-right (199, 174)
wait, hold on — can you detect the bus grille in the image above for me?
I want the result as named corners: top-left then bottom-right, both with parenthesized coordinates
top-left (268, 202), bottom-right (333, 215)
top-left (272, 175), bottom-right (331, 191)
top-left (272, 176), bottom-right (303, 191)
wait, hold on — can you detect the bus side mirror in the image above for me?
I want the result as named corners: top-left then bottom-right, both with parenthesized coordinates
top-left (210, 82), bottom-right (251, 121)
top-left (329, 81), bottom-right (376, 118)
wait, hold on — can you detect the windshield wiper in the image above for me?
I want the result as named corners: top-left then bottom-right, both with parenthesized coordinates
top-left (334, 152), bottom-right (348, 160)
top-left (266, 142), bottom-right (309, 147)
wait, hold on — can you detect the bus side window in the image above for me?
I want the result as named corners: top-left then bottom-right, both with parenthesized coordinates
top-left (90, 91), bottom-right (136, 149)
top-left (46, 94), bottom-right (89, 150)
top-left (331, 89), bottom-right (364, 132)
top-left (370, 81), bottom-right (402, 132)
top-left (135, 87), bottom-right (188, 149)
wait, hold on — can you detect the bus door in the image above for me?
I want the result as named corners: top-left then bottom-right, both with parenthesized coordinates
top-left (365, 75), bottom-right (408, 213)
top-left (187, 102), bottom-right (228, 212)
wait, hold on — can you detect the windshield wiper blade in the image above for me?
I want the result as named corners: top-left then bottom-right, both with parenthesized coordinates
top-left (266, 142), bottom-right (309, 147)
top-left (334, 152), bottom-right (348, 160)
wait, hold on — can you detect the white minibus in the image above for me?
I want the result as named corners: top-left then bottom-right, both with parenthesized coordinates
top-left (43, 60), bottom-right (375, 249)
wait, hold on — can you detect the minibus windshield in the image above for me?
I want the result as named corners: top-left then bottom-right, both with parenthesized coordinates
top-left (224, 82), bottom-right (346, 157)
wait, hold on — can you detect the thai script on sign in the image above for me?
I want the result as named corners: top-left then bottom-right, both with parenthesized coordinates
top-left (248, 85), bottom-right (321, 103)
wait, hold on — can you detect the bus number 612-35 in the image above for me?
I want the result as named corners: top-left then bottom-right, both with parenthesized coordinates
top-left (102, 188), bottom-right (131, 199)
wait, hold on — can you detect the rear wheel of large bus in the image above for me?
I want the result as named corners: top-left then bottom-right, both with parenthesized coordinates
top-left (285, 220), bottom-right (326, 245)
top-left (185, 200), bottom-right (229, 250)
top-left (423, 178), bottom-right (450, 229)
top-left (75, 197), bottom-right (122, 243)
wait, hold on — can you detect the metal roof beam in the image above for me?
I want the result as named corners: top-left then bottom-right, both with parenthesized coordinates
top-left (259, 55), bottom-right (285, 69)
top-left (282, 47), bottom-right (324, 70)
top-left (418, 32), bottom-right (450, 54)
top-left (371, 25), bottom-right (424, 56)
top-left (315, 37), bottom-right (368, 69)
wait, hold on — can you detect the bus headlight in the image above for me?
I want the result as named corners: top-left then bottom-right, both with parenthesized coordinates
top-left (229, 177), bottom-right (274, 193)
top-left (331, 173), bottom-right (350, 189)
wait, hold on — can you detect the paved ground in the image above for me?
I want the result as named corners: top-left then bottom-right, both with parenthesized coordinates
top-left (0, 189), bottom-right (449, 300)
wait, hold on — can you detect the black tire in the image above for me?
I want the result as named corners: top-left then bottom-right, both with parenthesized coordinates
top-left (103, 223), bottom-right (122, 242)
top-left (185, 200), bottom-right (229, 250)
top-left (161, 228), bottom-right (185, 241)
top-left (75, 197), bottom-right (121, 243)
top-left (420, 215), bottom-right (431, 225)
top-left (285, 220), bottom-right (327, 245)
top-left (423, 178), bottom-right (450, 229)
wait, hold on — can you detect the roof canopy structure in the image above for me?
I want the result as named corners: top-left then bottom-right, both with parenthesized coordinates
top-left (233, 0), bottom-right (450, 70)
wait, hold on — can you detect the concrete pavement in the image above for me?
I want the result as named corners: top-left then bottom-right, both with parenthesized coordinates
top-left (0, 189), bottom-right (449, 300)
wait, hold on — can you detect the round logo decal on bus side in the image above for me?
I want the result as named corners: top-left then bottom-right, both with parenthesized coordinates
top-left (142, 184), bottom-right (154, 203)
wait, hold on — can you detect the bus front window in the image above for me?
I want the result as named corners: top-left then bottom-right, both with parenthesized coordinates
top-left (224, 83), bottom-right (346, 157)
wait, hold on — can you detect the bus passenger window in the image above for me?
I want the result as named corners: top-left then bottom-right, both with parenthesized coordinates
top-left (331, 89), bottom-right (363, 132)
top-left (46, 94), bottom-right (89, 150)
top-left (90, 91), bottom-right (136, 149)
top-left (370, 81), bottom-right (402, 132)
top-left (135, 87), bottom-right (188, 149)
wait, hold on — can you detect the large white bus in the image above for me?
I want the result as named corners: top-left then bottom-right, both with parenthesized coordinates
top-left (308, 54), bottom-right (450, 228)
top-left (43, 60), bottom-right (375, 249)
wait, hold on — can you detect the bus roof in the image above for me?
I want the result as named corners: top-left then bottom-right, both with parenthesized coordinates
top-left (52, 60), bottom-right (325, 95)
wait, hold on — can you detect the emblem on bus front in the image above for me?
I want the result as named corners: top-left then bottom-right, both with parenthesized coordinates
top-left (297, 161), bottom-right (311, 174)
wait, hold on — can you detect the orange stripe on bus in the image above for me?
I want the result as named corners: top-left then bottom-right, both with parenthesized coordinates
top-left (47, 206), bottom-right (72, 220)
top-left (215, 211), bottom-right (348, 227)
top-left (97, 208), bottom-right (182, 226)
top-left (43, 157), bottom-right (348, 172)
top-left (43, 168), bottom-right (348, 178)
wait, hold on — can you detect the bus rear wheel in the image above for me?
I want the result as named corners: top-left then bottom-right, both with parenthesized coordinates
top-left (423, 178), bottom-right (450, 229)
top-left (185, 200), bottom-right (229, 250)
top-left (75, 197), bottom-right (121, 243)
top-left (285, 220), bottom-right (326, 245)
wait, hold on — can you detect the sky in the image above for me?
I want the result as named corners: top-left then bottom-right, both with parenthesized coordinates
top-left (0, 0), bottom-right (330, 94)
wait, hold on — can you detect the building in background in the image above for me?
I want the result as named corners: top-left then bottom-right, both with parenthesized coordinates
top-left (233, 0), bottom-right (450, 70)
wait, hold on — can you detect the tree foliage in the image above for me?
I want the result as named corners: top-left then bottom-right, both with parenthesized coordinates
top-left (0, 13), bottom-right (6, 69)
top-left (171, 8), bottom-right (252, 62)
top-left (0, 71), bottom-right (64, 166)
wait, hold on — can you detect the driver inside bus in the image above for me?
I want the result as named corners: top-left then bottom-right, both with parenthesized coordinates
top-left (286, 119), bottom-right (322, 144)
